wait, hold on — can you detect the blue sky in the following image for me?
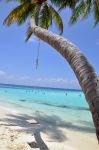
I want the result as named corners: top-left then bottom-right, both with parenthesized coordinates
top-left (0, 1), bottom-right (99, 89)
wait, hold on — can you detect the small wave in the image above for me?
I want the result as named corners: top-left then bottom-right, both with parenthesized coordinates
top-left (17, 99), bottom-right (89, 111)
top-left (58, 105), bottom-right (89, 111)
top-left (19, 99), bottom-right (27, 102)
top-left (38, 102), bottom-right (89, 111)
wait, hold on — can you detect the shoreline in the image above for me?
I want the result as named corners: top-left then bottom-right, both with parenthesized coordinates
top-left (0, 105), bottom-right (98, 150)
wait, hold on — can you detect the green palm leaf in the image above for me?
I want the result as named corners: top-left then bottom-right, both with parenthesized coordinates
top-left (69, 1), bottom-right (85, 24)
top-left (93, 0), bottom-right (99, 26)
top-left (4, 1), bottom-right (31, 25)
top-left (58, 0), bottom-right (80, 11)
top-left (49, 5), bottom-right (63, 35)
top-left (39, 3), bottom-right (52, 29)
top-left (81, 0), bottom-right (92, 19)
top-left (25, 26), bottom-right (33, 41)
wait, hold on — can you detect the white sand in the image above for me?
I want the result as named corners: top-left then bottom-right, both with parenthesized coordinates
top-left (0, 106), bottom-right (99, 150)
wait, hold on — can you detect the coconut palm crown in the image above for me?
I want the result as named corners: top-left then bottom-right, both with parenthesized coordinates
top-left (4, 0), bottom-right (84, 39)
top-left (4, 0), bottom-right (64, 40)
top-left (4, 0), bottom-right (99, 37)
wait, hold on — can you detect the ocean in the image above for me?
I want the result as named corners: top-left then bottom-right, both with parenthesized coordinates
top-left (0, 84), bottom-right (95, 133)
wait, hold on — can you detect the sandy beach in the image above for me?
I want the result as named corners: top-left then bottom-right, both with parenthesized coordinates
top-left (0, 105), bottom-right (98, 150)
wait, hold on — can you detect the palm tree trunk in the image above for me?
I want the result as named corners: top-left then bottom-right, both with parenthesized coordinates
top-left (30, 18), bottom-right (99, 142)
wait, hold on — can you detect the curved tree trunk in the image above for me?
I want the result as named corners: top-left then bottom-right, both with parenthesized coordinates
top-left (30, 19), bottom-right (99, 142)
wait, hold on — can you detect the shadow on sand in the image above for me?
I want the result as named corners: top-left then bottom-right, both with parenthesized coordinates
top-left (0, 112), bottom-right (95, 149)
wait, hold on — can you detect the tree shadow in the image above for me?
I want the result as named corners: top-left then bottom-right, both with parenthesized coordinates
top-left (0, 113), bottom-right (67, 143)
top-left (0, 111), bottom-right (96, 149)
top-left (0, 111), bottom-right (95, 133)
top-left (33, 112), bottom-right (95, 133)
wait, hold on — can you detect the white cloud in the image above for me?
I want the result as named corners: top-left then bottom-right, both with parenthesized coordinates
top-left (37, 77), bottom-right (77, 84)
top-left (19, 76), bottom-right (30, 81)
top-left (36, 77), bottom-right (80, 89)
top-left (0, 70), bottom-right (6, 76)
top-left (7, 75), bottom-right (15, 80)
top-left (0, 69), bottom-right (80, 89)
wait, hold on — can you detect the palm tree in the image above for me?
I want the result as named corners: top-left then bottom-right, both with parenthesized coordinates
top-left (56, 0), bottom-right (99, 26)
top-left (4, 0), bottom-right (63, 35)
top-left (4, 0), bottom-right (99, 142)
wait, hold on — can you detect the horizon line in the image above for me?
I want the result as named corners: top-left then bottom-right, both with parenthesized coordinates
top-left (0, 82), bottom-right (81, 91)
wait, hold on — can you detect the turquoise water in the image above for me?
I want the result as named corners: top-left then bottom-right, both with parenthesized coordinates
top-left (0, 84), bottom-right (95, 132)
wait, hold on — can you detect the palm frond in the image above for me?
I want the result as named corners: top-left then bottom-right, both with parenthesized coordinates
top-left (33, 4), bottom-right (41, 26)
top-left (81, 0), bottom-right (92, 19)
top-left (50, 0), bottom-right (66, 7)
top-left (69, 1), bottom-right (85, 24)
top-left (49, 5), bottom-right (63, 35)
top-left (4, 1), bottom-right (31, 25)
top-left (93, 0), bottom-right (99, 26)
top-left (59, 0), bottom-right (80, 11)
top-left (39, 3), bottom-right (52, 29)
top-left (25, 26), bottom-right (33, 41)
